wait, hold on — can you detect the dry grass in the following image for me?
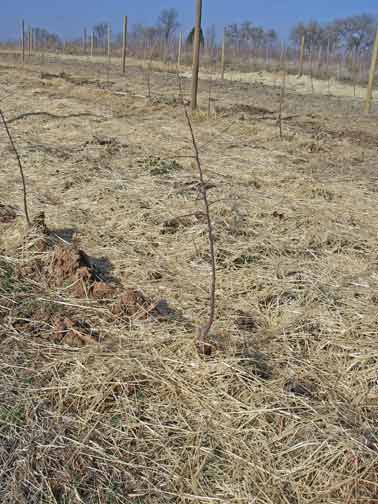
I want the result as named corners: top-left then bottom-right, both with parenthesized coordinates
top-left (1, 56), bottom-right (378, 503)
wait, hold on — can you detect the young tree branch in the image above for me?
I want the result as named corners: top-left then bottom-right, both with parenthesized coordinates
top-left (0, 109), bottom-right (31, 227)
top-left (177, 75), bottom-right (216, 353)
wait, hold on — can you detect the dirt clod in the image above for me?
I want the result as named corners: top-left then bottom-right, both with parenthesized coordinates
top-left (113, 289), bottom-right (154, 319)
top-left (52, 316), bottom-right (98, 346)
top-left (91, 281), bottom-right (117, 299)
top-left (48, 245), bottom-right (95, 297)
top-left (0, 203), bottom-right (18, 223)
top-left (235, 311), bottom-right (258, 331)
top-left (285, 379), bottom-right (315, 398)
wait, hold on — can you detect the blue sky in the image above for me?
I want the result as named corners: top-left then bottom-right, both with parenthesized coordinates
top-left (2, 0), bottom-right (378, 40)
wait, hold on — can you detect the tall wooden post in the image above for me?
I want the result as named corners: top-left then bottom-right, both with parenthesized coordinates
top-left (325, 39), bottom-right (330, 76)
top-left (298, 34), bottom-right (305, 77)
top-left (122, 16), bottom-right (128, 73)
top-left (90, 31), bottom-right (94, 58)
top-left (278, 44), bottom-right (287, 139)
top-left (191, 0), bottom-right (202, 111)
top-left (21, 20), bottom-right (25, 64)
top-left (279, 41), bottom-right (285, 70)
top-left (28, 26), bottom-right (32, 57)
top-left (317, 46), bottom-right (323, 75)
top-left (178, 31), bottom-right (183, 68)
top-left (107, 23), bottom-right (111, 61)
top-left (83, 28), bottom-right (87, 53)
top-left (221, 28), bottom-right (225, 80)
top-left (365, 26), bottom-right (378, 113)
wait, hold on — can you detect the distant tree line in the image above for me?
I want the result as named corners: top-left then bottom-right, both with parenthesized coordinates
top-left (13, 8), bottom-right (377, 64)
top-left (225, 22), bottom-right (278, 50)
top-left (290, 14), bottom-right (377, 55)
top-left (127, 8), bottom-right (180, 50)
top-left (27, 27), bottom-right (61, 49)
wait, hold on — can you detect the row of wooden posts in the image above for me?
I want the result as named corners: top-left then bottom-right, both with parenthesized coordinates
top-left (19, 0), bottom-right (204, 111)
top-left (18, 1), bottom-right (378, 113)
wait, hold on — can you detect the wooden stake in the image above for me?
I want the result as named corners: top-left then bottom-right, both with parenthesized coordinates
top-left (90, 31), bottom-right (94, 58)
top-left (309, 44), bottom-right (314, 94)
top-left (28, 26), bottom-right (32, 57)
top-left (279, 41), bottom-right (285, 71)
top-left (143, 38), bottom-right (147, 65)
top-left (278, 46), bottom-right (287, 139)
top-left (221, 28), bottom-right (225, 80)
top-left (352, 47), bottom-right (358, 98)
top-left (107, 23), bottom-right (111, 61)
top-left (325, 38), bottom-right (330, 90)
top-left (21, 20), bottom-right (25, 64)
top-left (191, 0), bottom-right (202, 111)
top-left (317, 46), bottom-right (323, 76)
top-left (178, 32), bottom-right (183, 68)
top-left (298, 34), bottom-right (305, 77)
top-left (365, 26), bottom-right (378, 113)
top-left (122, 15), bottom-right (128, 74)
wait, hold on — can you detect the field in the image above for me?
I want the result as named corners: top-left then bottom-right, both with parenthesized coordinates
top-left (1, 52), bottom-right (378, 503)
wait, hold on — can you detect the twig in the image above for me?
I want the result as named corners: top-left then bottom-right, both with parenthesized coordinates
top-left (0, 109), bottom-right (31, 227)
top-left (177, 73), bottom-right (216, 353)
top-left (8, 111), bottom-right (102, 124)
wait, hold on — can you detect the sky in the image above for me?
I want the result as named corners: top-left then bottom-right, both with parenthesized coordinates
top-left (2, 0), bottom-right (378, 41)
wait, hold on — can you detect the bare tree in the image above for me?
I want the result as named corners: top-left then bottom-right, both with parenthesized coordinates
top-left (291, 14), bottom-right (377, 54)
top-left (33, 27), bottom-right (61, 50)
top-left (205, 25), bottom-right (217, 51)
top-left (158, 8), bottom-right (180, 44)
top-left (93, 22), bottom-right (108, 49)
top-left (225, 22), bottom-right (278, 52)
top-left (290, 20), bottom-right (324, 51)
top-left (331, 14), bottom-right (376, 53)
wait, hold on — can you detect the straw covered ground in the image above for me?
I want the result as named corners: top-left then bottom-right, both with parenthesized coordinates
top-left (1, 53), bottom-right (378, 503)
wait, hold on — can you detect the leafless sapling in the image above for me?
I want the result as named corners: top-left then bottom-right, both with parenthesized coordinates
top-left (0, 109), bottom-right (31, 227)
top-left (178, 75), bottom-right (216, 354)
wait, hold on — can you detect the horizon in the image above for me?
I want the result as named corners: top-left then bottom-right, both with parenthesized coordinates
top-left (2, 0), bottom-right (378, 42)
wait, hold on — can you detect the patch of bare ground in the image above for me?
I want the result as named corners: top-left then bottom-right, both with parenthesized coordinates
top-left (0, 203), bottom-right (18, 223)
top-left (1, 213), bottom-right (170, 349)
top-left (1, 56), bottom-right (378, 503)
